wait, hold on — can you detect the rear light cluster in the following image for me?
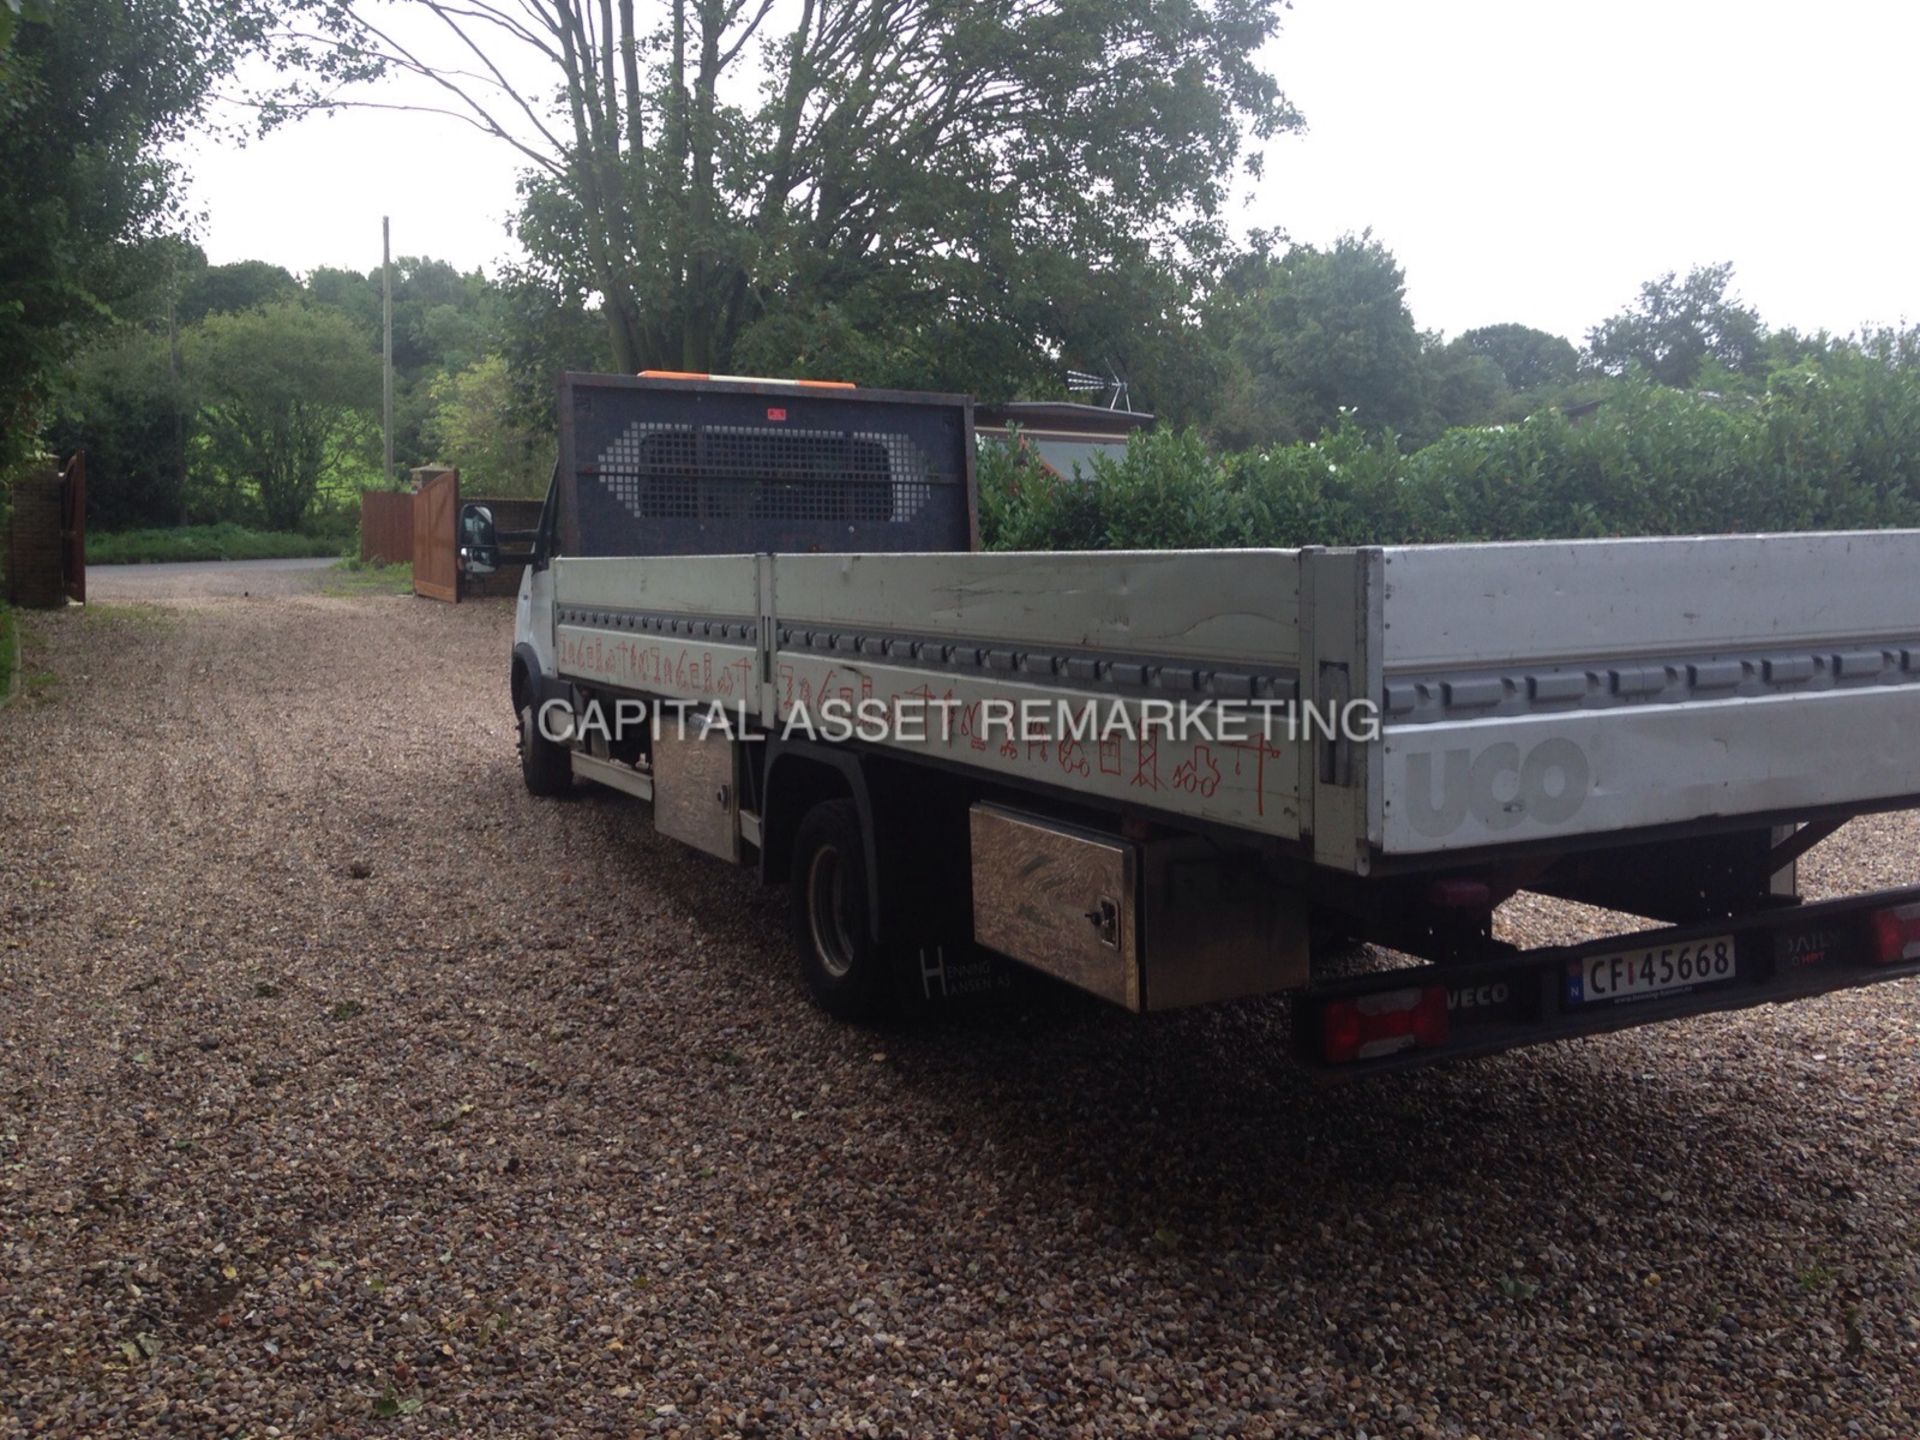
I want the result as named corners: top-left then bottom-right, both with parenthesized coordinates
top-left (1322, 985), bottom-right (1449, 1065)
top-left (1872, 902), bottom-right (1920, 964)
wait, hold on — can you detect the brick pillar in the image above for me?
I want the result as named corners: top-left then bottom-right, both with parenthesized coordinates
top-left (7, 466), bottom-right (66, 608)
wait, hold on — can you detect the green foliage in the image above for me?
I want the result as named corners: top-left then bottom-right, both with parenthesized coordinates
top-left (87, 523), bottom-right (340, 565)
top-left (185, 303), bottom-right (380, 531)
top-left (423, 356), bottom-right (548, 496)
top-left (0, 0), bottom-right (274, 468)
top-left (494, 273), bottom-right (612, 440)
top-left (1207, 234), bottom-right (1428, 448)
top-left (53, 254), bottom-right (525, 534)
top-left (273, 0), bottom-right (1298, 397)
top-left (1457, 323), bottom-right (1580, 393)
top-left (1587, 262), bottom-right (1766, 387)
top-left (1418, 339), bottom-right (1509, 442)
top-left (982, 365), bottom-right (1920, 552)
top-left (0, 0), bottom-right (50, 55)
top-left (179, 260), bottom-right (298, 324)
top-left (295, 256), bottom-right (500, 467)
top-left (322, 559), bottom-right (413, 595)
top-left (975, 431), bottom-right (1102, 552)
top-left (48, 329), bottom-right (188, 531)
top-left (1084, 429), bottom-right (1236, 551)
top-left (1228, 421), bottom-right (1410, 546)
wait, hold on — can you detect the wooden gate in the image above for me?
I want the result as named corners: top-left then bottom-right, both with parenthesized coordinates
top-left (59, 450), bottom-right (86, 604)
top-left (360, 490), bottom-right (413, 566)
top-left (411, 467), bottom-right (459, 603)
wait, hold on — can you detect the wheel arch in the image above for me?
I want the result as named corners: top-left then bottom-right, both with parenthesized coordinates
top-left (760, 742), bottom-right (883, 940)
top-left (513, 642), bottom-right (569, 716)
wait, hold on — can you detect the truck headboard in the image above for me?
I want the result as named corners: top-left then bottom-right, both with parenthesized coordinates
top-left (557, 372), bottom-right (976, 557)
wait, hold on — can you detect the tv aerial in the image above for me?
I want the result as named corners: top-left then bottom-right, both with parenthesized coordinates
top-left (1065, 366), bottom-right (1134, 413)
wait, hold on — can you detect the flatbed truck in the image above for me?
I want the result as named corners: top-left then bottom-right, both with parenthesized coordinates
top-left (461, 371), bottom-right (1920, 1076)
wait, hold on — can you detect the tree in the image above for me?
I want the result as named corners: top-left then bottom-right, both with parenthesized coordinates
top-left (47, 330), bottom-right (194, 531)
top-left (1207, 233), bottom-right (1427, 447)
top-left (303, 256), bottom-right (503, 469)
top-left (1587, 263), bottom-right (1766, 387)
top-left (265, 0), bottom-right (1298, 390)
top-left (180, 260), bottom-right (300, 324)
top-left (494, 270), bottom-right (613, 440)
top-left (1457, 323), bottom-right (1578, 393)
top-left (0, 0), bottom-right (274, 468)
top-left (307, 265), bottom-right (382, 335)
top-left (185, 304), bottom-right (379, 530)
top-left (424, 355), bottom-right (549, 495)
top-left (1419, 337), bottom-right (1508, 438)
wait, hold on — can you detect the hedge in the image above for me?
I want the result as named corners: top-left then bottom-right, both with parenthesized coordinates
top-left (979, 368), bottom-right (1920, 551)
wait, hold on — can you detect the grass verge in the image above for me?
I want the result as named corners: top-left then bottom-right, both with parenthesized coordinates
top-left (323, 560), bottom-right (415, 597)
top-left (89, 525), bottom-right (343, 566)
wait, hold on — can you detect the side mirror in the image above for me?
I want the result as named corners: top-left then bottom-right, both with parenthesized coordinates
top-left (458, 503), bottom-right (498, 575)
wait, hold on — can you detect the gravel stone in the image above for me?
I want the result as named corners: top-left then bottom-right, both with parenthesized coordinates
top-left (1, 587), bottom-right (1917, 1437)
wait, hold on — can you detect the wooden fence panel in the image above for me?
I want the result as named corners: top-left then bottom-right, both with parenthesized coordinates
top-left (359, 490), bottom-right (413, 566)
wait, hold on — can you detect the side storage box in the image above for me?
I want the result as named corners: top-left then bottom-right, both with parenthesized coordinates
top-left (654, 716), bottom-right (741, 861)
top-left (970, 804), bottom-right (1139, 1008)
top-left (969, 804), bottom-right (1309, 1011)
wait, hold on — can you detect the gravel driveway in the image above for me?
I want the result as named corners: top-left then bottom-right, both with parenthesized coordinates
top-left (84, 557), bottom-right (338, 602)
top-left (2, 591), bottom-right (1917, 1438)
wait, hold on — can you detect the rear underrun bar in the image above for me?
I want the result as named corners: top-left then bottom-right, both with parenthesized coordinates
top-left (1296, 883), bottom-right (1920, 1077)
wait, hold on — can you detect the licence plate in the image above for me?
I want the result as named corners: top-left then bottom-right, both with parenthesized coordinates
top-left (1566, 936), bottom-right (1736, 1006)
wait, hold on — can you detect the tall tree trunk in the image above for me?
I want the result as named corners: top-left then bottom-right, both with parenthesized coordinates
top-left (682, 1), bottom-right (724, 370)
top-left (551, 0), bottom-right (640, 371)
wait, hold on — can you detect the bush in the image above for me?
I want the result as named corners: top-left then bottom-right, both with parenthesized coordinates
top-left (979, 369), bottom-right (1920, 551)
top-left (87, 524), bottom-right (342, 565)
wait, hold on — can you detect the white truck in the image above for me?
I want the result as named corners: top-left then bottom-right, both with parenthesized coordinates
top-left (460, 372), bottom-right (1920, 1074)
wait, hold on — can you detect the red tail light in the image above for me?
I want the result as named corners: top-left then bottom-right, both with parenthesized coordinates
top-left (1322, 985), bottom-right (1449, 1064)
top-left (1872, 903), bottom-right (1920, 964)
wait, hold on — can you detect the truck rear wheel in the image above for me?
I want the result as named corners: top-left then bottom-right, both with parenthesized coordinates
top-left (790, 799), bottom-right (890, 1022)
top-left (519, 699), bottom-right (572, 797)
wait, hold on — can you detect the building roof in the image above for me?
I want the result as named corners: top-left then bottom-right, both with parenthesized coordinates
top-left (974, 401), bottom-right (1155, 437)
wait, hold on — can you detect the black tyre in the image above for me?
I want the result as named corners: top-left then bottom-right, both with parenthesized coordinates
top-left (518, 698), bottom-right (573, 797)
top-left (790, 798), bottom-right (891, 1022)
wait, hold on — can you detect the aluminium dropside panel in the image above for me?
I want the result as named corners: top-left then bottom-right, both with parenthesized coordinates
top-left (767, 550), bottom-right (1311, 840)
top-left (1372, 532), bottom-right (1920, 856)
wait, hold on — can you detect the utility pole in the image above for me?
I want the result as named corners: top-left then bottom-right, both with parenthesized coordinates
top-left (168, 253), bottom-right (186, 524)
top-left (382, 216), bottom-right (394, 488)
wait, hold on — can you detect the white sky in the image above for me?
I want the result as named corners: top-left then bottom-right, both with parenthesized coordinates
top-left (179, 0), bottom-right (1920, 344)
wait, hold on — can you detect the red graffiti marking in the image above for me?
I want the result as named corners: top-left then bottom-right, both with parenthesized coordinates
top-left (960, 700), bottom-right (989, 751)
top-left (1172, 743), bottom-right (1222, 799)
top-left (1131, 735), bottom-right (1160, 791)
top-left (1222, 733), bottom-right (1285, 817)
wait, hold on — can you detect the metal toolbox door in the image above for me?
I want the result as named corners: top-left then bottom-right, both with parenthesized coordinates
top-left (969, 804), bottom-right (1139, 1010)
top-left (653, 714), bottom-right (742, 861)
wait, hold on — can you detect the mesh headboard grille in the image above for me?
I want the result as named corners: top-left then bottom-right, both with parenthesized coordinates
top-left (561, 376), bottom-right (971, 556)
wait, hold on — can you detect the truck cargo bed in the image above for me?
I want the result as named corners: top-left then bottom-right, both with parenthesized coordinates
top-left (550, 531), bottom-right (1920, 875)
